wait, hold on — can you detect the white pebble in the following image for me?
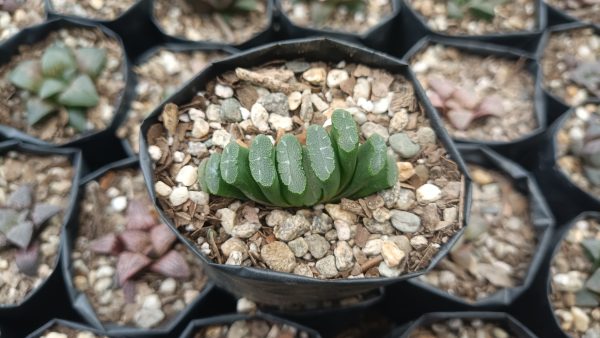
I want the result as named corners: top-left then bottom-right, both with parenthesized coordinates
top-left (159, 278), bottom-right (177, 295)
top-left (169, 187), bottom-right (189, 206)
top-left (148, 145), bottom-right (162, 161)
top-left (416, 184), bottom-right (442, 203)
top-left (176, 165), bottom-right (198, 186)
top-left (155, 181), bottom-right (172, 197)
top-left (143, 294), bottom-right (162, 309)
top-left (191, 119), bottom-right (210, 138)
top-left (111, 196), bottom-right (127, 212)
top-left (212, 129), bottom-right (232, 148)
top-left (189, 191), bottom-right (209, 205)
top-left (268, 114), bottom-right (293, 131)
top-left (215, 84), bottom-right (234, 98)
top-left (251, 103), bottom-right (269, 132)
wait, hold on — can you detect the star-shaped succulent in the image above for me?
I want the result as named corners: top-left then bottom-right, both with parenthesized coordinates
top-left (0, 184), bottom-right (62, 276)
top-left (578, 238), bottom-right (600, 307)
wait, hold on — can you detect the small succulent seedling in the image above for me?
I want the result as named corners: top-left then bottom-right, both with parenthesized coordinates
top-left (9, 43), bottom-right (107, 132)
top-left (88, 199), bottom-right (190, 296)
top-left (426, 74), bottom-right (504, 130)
top-left (298, 0), bottom-right (365, 25)
top-left (447, 0), bottom-right (506, 22)
top-left (570, 61), bottom-right (600, 98)
top-left (580, 118), bottom-right (600, 186)
top-left (576, 237), bottom-right (600, 307)
top-left (0, 184), bottom-right (62, 276)
top-left (198, 109), bottom-right (398, 207)
top-left (185, 0), bottom-right (259, 13)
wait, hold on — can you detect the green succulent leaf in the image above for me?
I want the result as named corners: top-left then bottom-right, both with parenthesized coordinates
top-left (582, 238), bottom-right (600, 263)
top-left (447, 1), bottom-right (464, 19)
top-left (350, 154), bottom-right (398, 199)
top-left (38, 78), bottom-right (66, 99)
top-left (204, 153), bottom-right (246, 199)
top-left (331, 109), bottom-right (359, 190)
top-left (467, 0), bottom-right (496, 21)
top-left (249, 135), bottom-right (288, 206)
top-left (276, 134), bottom-right (307, 206)
top-left (302, 147), bottom-right (324, 206)
top-left (306, 124), bottom-right (340, 201)
top-left (27, 97), bottom-right (56, 126)
top-left (339, 134), bottom-right (388, 198)
top-left (68, 108), bottom-right (87, 132)
top-left (221, 141), bottom-right (269, 204)
top-left (58, 74), bottom-right (99, 108)
top-left (233, 0), bottom-right (257, 11)
top-left (311, 1), bottom-right (336, 25)
top-left (41, 45), bottom-right (77, 78)
top-left (586, 268), bottom-right (600, 294)
top-left (0, 209), bottom-right (20, 233)
top-left (198, 158), bottom-right (210, 193)
top-left (575, 289), bottom-right (599, 307)
top-left (9, 60), bottom-right (44, 93)
top-left (75, 47), bottom-right (107, 78)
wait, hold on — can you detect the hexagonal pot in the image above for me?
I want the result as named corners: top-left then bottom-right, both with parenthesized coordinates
top-left (25, 319), bottom-right (107, 338)
top-left (0, 18), bottom-right (135, 148)
top-left (138, 37), bottom-right (472, 305)
top-left (61, 156), bottom-right (215, 337)
top-left (407, 144), bottom-right (554, 309)
top-left (403, 36), bottom-right (547, 163)
top-left (274, 0), bottom-right (401, 52)
top-left (544, 2), bottom-right (600, 27)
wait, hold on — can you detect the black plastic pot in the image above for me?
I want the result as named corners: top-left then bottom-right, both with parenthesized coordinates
top-left (275, 0), bottom-right (401, 53)
top-left (403, 36), bottom-right (547, 164)
top-left (62, 156), bottom-right (216, 337)
top-left (545, 2), bottom-right (600, 27)
top-left (179, 313), bottom-right (322, 338)
top-left (0, 18), bottom-right (135, 149)
top-left (139, 37), bottom-right (472, 305)
top-left (407, 144), bottom-right (554, 309)
top-left (534, 22), bottom-right (600, 124)
top-left (389, 311), bottom-right (538, 338)
top-left (149, 0), bottom-right (277, 50)
top-left (120, 42), bottom-right (238, 157)
top-left (534, 100), bottom-right (600, 225)
top-left (25, 319), bottom-right (107, 338)
top-left (0, 140), bottom-right (83, 323)
top-left (400, 0), bottom-right (546, 56)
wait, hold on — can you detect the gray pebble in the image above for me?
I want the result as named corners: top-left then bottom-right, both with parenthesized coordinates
top-left (258, 93), bottom-right (289, 116)
top-left (389, 133), bottom-right (420, 158)
top-left (316, 255), bottom-right (338, 278)
top-left (220, 98), bottom-right (242, 122)
top-left (305, 234), bottom-right (330, 259)
top-left (390, 210), bottom-right (421, 233)
top-left (274, 214), bottom-right (310, 241)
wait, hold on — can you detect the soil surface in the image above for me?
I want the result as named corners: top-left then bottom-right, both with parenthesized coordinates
top-left (40, 325), bottom-right (108, 338)
top-left (281, 0), bottom-right (393, 34)
top-left (0, 150), bottom-right (74, 305)
top-left (0, 28), bottom-right (125, 144)
top-left (410, 44), bottom-right (537, 142)
top-left (541, 27), bottom-right (600, 106)
top-left (49, 0), bottom-right (137, 20)
top-left (546, 0), bottom-right (600, 24)
top-left (147, 59), bottom-right (465, 280)
top-left (153, 0), bottom-right (269, 44)
top-left (408, 318), bottom-right (515, 338)
top-left (72, 168), bottom-right (207, 329)
top-left (550, 217), bottom-right (600, 338)
top-left (118, 49), bottom-right (225, 154)
top-left (407, 0), bottom-right (536, 35)
top-left (556, 103), bottom-right (600, 199)
top-left (419, 164), bottom-right (536, 302)
top-left (192, 319), bottom-right (311, 338)
top-left (0, 0), bottom-right (45, 42)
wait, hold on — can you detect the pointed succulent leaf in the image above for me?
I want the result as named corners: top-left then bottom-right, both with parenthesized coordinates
top-left (585, 121), bottom-right (600, 143)
top-left (68, 108), bottom-right (88, 132)
top-left (27, 98), bottom-right (57, 126)
top-left (350, 154), bottom-right (398, 199)
top-left (6, 184), bottom-right (33, 210)
top-left (89, 233), bottom-right (122, 255)
top-left (149, 249), bottom-right (190, 279)
top-left (249, 135), bottom-right (288, 206)
top-left (58, 74), bottom-right (99, 108)
top-left (15, 244), bottom-right (39, 276)
top-left (150, 223), bottom-right (177, 257)
top-left (306, 124), bottom-right (340, 201)
top-left (38, 78), bottom-right (66, 99)
top-left (302, 147), bottom-right (323, 206)
top-left (582, 238), bottom-right (600, 264)
top-left (586, 268), bottom-right (600, 294)
top-left (41, 45), bottom-right (77, 78)
top-left (204, 153), bottom-right (246, 199)
top-left (575, 289), bottom-right (600, 307)
top-left (331, 109), bottom-right (359, 190)
top-left (447, 109), bottom-right (475, 130)
top-left (9, 60), bottom-right (44, 92)
top-left (310, 1), bottom-right (336, 25)
top-left (276, 134), bottom-right (307, 206)
top-left (119, 230), bottom-right (151, 254)
top-left (447, 0), bottom-right (464, 18)
top-left (126, 199), bottom-right (156, 230)
top-left (0, 209), bottom-right (20, 233)
top-left (117, 251), bottom-right (152, 285)
top-left (198, 158), bottom-right (210, 193)
top-left (75, 47), bottom-right (107, 78)
top-left (468, 0), bottom-right (496, 21)
top-left (584, 166), bottom-right (600, 186)
top-left (582, 139), bottom-right (600, 168)
top-left (6, 221), bottom-right (34, 249)
top-left (31, 203), bottom-right (62, 228)
top-left (221, 141), bottom-right (269, 204)
top-left (339, 134), bottom-right (387, 198)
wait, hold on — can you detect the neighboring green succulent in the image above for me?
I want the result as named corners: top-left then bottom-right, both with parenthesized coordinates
top-left (185, 0), bottom-right (259, 13)
top-left (299, 0), bottom-right (365, 25)
top-left (447, 0), bottom-right (506, 21)
top-left (580, 119), bottom-right (600, 186)
top-left (9, 43), bottom-right (107, 132)
top-left (577, 238), bottom-right (600, 307)
top-left (198, 109), bottom-right (398, 207)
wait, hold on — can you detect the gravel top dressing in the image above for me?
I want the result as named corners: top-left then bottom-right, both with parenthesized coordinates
top-left (191, 319), bottom-right (312, 338)
top-left (0, 0), bottom-right (45, 42)
top-left (408, 317), bottom-right (516, 338)
top-left (49, 0), bottom-right (137, 20)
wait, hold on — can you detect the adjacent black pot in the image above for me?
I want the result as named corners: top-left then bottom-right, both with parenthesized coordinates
top-left (408, 144), bottom-right (554, 309)
top-left (149, 0), bottom-right (277, 50)
top-left (62, 156), bottom-right (215, 337)
top-left (403, 36), bottom-right (547, 164)
top-left (25, 319), bottom-right (107, 338)
top-left (0, 140), bottom-right (82, 322)
top-left (0, 18), bottom-right (135, 149)
top-left (545, 2), bottom-right (600, 27)
top-left (401, 0), bottom-right (546, 56)
top-left (390, 311), bottom-right (537, 338)
top-left (120, 42), bottom-right (238, 157)
top-left (139, 37), bottom-right (472, 305)
top-left (534, 101), bottom-right (600, 225)
top-left (275, 0), bottom-right (401, 52)
top-left (534, 22), bottom-right (600, 124)
top-left (179, 313), bottom-right (322, 338)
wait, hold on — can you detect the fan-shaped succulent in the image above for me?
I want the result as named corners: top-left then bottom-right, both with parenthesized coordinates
top-left (185, 0), bottom-right (259, 13)
top-left (447, 0), bottom-right (506, 21)
top-left (88, 199), bottom-right (190, 289)
top-left (197, 109), bottom-right (398, 207)
top-left (426, 74), bottom-right (504, 130)
top-left (579, 238), bottom-right (600, 306)
top-left (580, 118), bottom-right (600, 186)
top-left (0, 184), bottom-right (62, 276)
top-left (8, 43), bottom-right (107, 132)
top-left (570, 61), bottom-right (600, 98)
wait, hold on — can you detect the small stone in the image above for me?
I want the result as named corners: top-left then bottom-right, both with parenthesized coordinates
top-left (216, 208), bottom-right (236, 234)
top-left (286, 60), bottom-right (310, 73)
top-left (96, 265), bottom-right (114, 278)
top-left (231, 223), bottom-right (261, 239)
top-left (571, 307), bottom-right (590, 332)
top-left (302, 67), bottom-right (326, 85)
top-left (293, 264), bottom-right (314, 277)
top-left (215, 84), bottom-right (234, 98)
top-left (416, 127), bottom-right (436, 145)
top-left (94, 277), bottom-right (112, 293)
top-left (305, 234), bottom-right (330, 259)
top-left (372, 96), bottom-right (391, 114)
top-left (169, 187), bottom-right (189, 206)
top-left (288, 91), bottom-right (302, 110)
top-left (268, 114), bottom-right (293, 131)
top-left (173, 151), bottom-right (185, 162)
top-left (250, 103), bottom-right (269, 132)
top-left (311, 94), bottom-right (329, 112)
top-left (327, 69), bottom-right (349, 88)
top-left (148, 145), bottom-right (162, 161)
top-left (143, 294), bottom-right (162, 309)
top-left (396, 189), bottom-right (416, 210)
top-left (237, 298), bottom-right (257, 313)
top-left (261, 241), bottom-right (297, 273)
top-left (381, 241), bottom-right (405, 267)
top-left (316, 255), bottom-right (338, 278)
top-left (311, 213), bottom-right (333, 234)
top-left (111, 196), bottom-right (127, 212)
top-left (410, 235), bottom-right (428, 250)
top-left (44, 333), bottom-right (67, 338)
top-left (363, 239), bottom-right (383, 256)
top-left (334, 220), bottom-right (352, 241)
top-left (226, 251), bottom-right (244, 265)
top-left (212, 129), bottom-right (232, 148)
top-left (189, 108), bottom-right (205, 121)
top-left (390, 210), bottom-right (421, 233)
top-left (176, 165), bottom-right (197, 186)
top-left (363, 218), bottom-right (395, 235)
top-left (372, 208), bottom-right (391, 222)
top-left (389, 133), bottom-right (420, 158)
top-left (389, 110), bottom-right (409, 132)
top-left (220, 98), bottom-right (242, 122)
top-left (258, 92), bottom-right (289, 116)
top-left (288, 237), bottom-right (309, 257)
top-left (155, 181), bottom-right (172, 197)
top-left (189, 191), bottom-right (209, 205)
top-left (334, 241), bottom-right (354, 271)
top-left (274, 215), bottom-right (310, 241)
top-left (422, 203), bottom-right (440, 230)
top-left (325, 204), bottom-right (358, 223)
top-left (134, 307), bottom-right (165, 329)
top-left (184, 290), bottom-right (199, 304)
top-left (397, 162), bottom-right (415, 182)
top-left (192, 119), bottom-right (210, 138)
top-left (206, 104), bottom-right (221, 121)
top-left (378, 262), bottom-right (401, 277)
top-left (221, 238), bottom-right (247, 258)
top-left (443, 207), bottom-right (458, 222)
top-left (361, 122), bottom-right (389, 141)
top-left (416, 184), bottom-right (442, 203)
top-left (266, 210), bottom-right (292, 227)
top-left (553, 272), bottom-right (585, 292)
top-left (353, 78), bottom-right (371, 100)
top-left (471, 168), bottom-right (495, 185)
top-left (159, 278), bottom-right (177, 295)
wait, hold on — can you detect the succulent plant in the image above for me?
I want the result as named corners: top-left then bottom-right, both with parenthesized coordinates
top-left (184, 0), bottom-right (259, 13)
top-left (198, 109), bottom-right (398, 207)
top-left (88, 199), bottom-right (190, 293)
top-left (425, 74), bottom-right (504, 130)
top-left (570, 61), bottom-right (600, 98)
top-left (0, 184), bottom-right (62, 276)
top-left (9, 43), bottom-right (107, 132)
top-left (447, 0), bottom-right (506, 21)
top-left (580, 118), bottom-right (600, 186)
top-left (577, 238), bottom-right (600, 307)
top-left (300, 0), bottom-right (366, 25)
